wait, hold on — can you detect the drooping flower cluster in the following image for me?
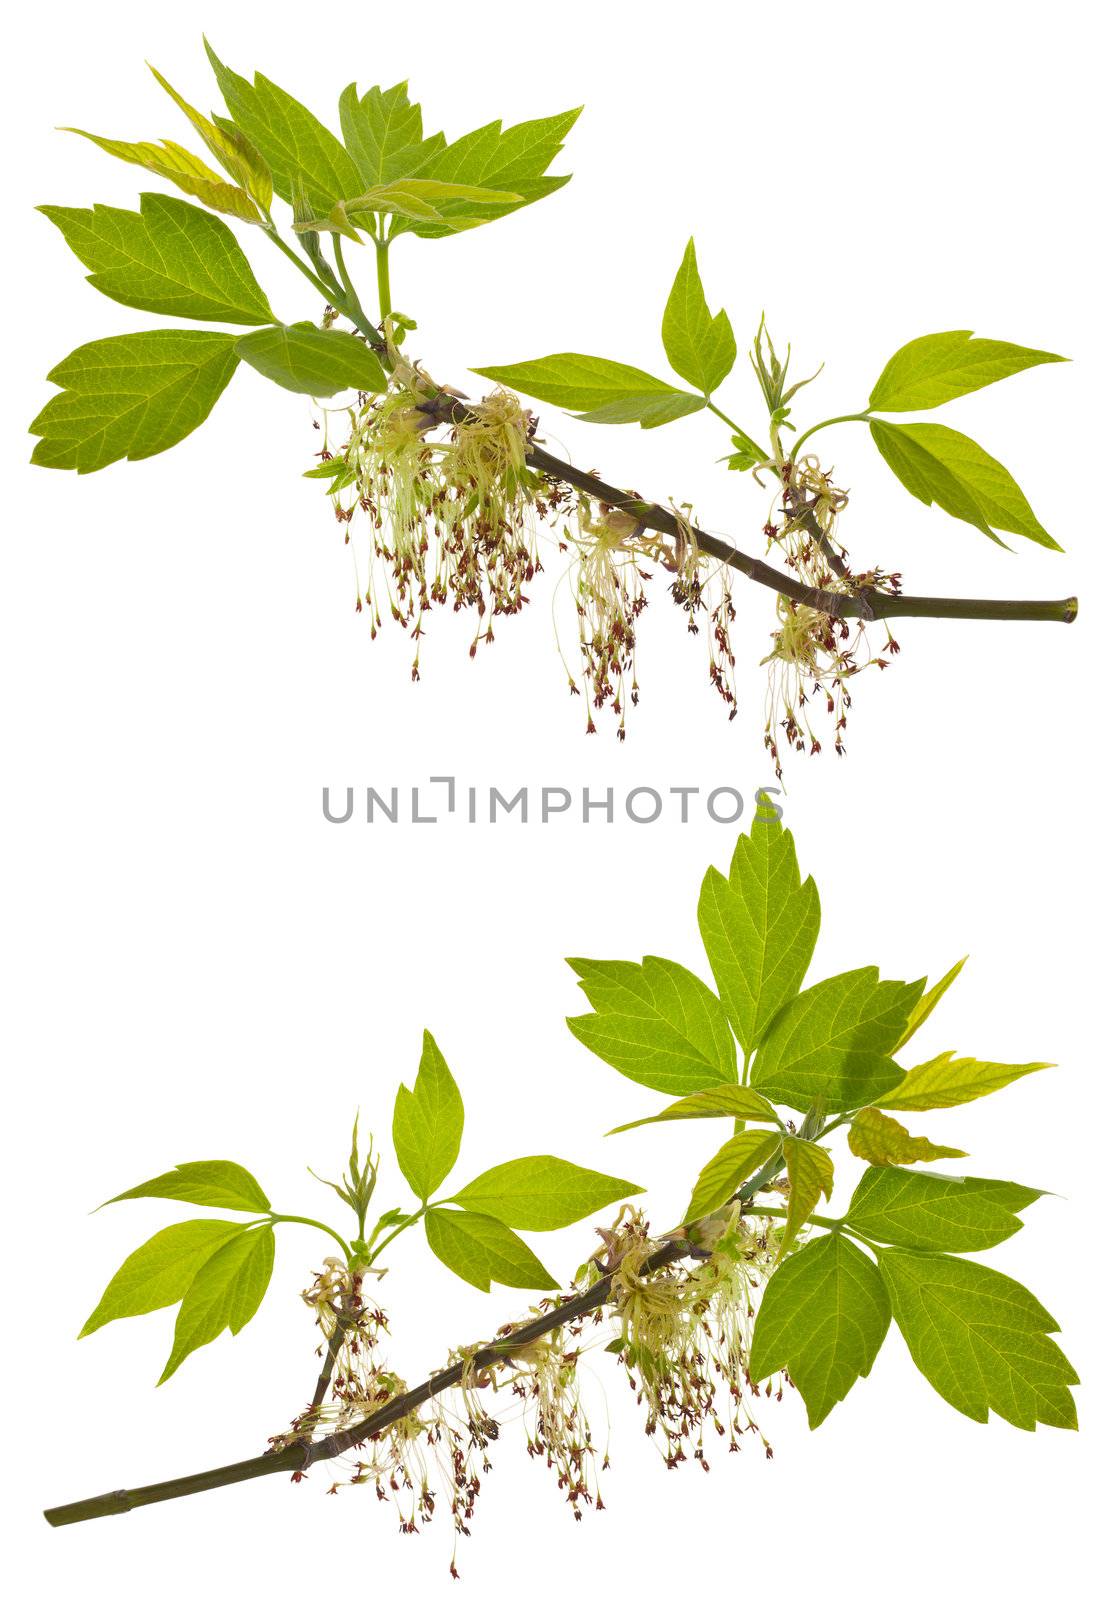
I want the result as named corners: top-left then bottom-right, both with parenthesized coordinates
top-left (760, 454), bottom-right (901, 777)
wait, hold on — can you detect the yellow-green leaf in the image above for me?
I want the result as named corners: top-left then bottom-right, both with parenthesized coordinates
top-left (64, 128), bottom-right (265, 224)
top-left (424, 1208), bottom-right (558, 1292)
top-left (148, 63), bottom-right (273, 211)
top-left (80, 1219), bottom-right (246, 1337)
top-left (158, 1224), bottom-right (275, 1382)
top-left (896, 957), bottom-right (967, 1050)
top-left (779, 1136), bottom-right (835, 1258)
top-left (683, 1128), bottom-right (782, 1224)
top-left (607, 1083), bottom-right (779, 1135)
top-left (877, 1052), bottom-right (1053, 1112)
top-left (848, 1107), bottom-right (966, 1167)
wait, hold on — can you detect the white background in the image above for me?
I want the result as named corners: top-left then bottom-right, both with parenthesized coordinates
top-left (2, 1), bottom-right (1095, 1594)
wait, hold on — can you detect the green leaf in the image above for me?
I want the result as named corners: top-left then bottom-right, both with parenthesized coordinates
top-left (148, 64), bottom-right (273, 211)
top-left (877, 1051), bottom-right (1053, 1112)
top-left (451, 1155), bottom-right (641, 1230)
top-left (661, 238), bottom-right (735, 397)
top-left (848, 1107), bottom-right (967, 1167)
top-left (40, 195), bottom-right (274, 325)
top-left (159, 1225), bottom-right (275, 1382)
top-left (895, 956), bottom-right (966, 1049)
top-left (750, 1233), bottom-right (890, 1427)
top-left (683, 1128), bottom-right (782, 1224)
top-left (392, 107), bottom-right (581, 238)
top-left (779, 1136), bottom-right (835, 1258)
top-left (750, 968), bottom-right (923, 1114)
top-left (697, 798), bottom-right (821, 1055)
top-left (204, 43), bottom-right (362, 211)
top-left (607, 1083), bottom-right (780, 1135)
top-left (566, 955), bottom-right (737, 1095)
top-left (847, 1169), bottom-right (1043, 1253)
top-left (470, 354), bottom-right (705, 428)
top-left (338, 81), bottom-right (445, 188)
top-left (869, 330), bottom-right (1065, 413)
top-left (63, 128), bottom-right (265, 225)
top-left (424, 1208), bottom-right (558, 1292)
top-left (30, 329), bottom-right (238, 474)
top-left (103, 1159), bottom-right (271, 1212)
top-left (878, 1250), bottom-right (1078, 1429)
top-left (870, 419), bottom-right (1060, 551)
top-left (80, 1220), bottom-right (246, 1337)
top-left (391, 1029), bottom-right (465, 1203)
top-left (236, 324), bottom-right (387, 396)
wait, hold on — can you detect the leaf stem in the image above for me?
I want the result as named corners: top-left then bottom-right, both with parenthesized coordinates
top-left (789, 411), bottom-right (871, 461)
top-left (747, 1203), bottom-right (843, 1232)
top-left (375, 237), bottom-right (392, 323)
top-left (705, 400), bottom-right (768, 461)
top-left (366, 1203), bottom-right (427, 1265)
top-left (263, 227), bottom-right (384, 350)
top-left (265, 1213), bottom-right (353, 1263)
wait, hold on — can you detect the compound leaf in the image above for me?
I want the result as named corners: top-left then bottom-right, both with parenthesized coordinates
top-left (698, 797), bottom-right (820, 1055)
top-left (40, 195), bottom-right (274, 324)
top-left (847, 1168), bottom-right (1043, 1253)
top-left (870, 419), bottom-right (1060, 550)
top-left (80, 1219), bottom-right (246, 1337)
top-left (877, 1052), bottom-right (1053, 1112)
top-left (750, 1233), bottom-right (890, 1427)
top-left (869, 330), bottom-right (1065, 412)
top-left (452, 1155), bottom-right (641, 1230)
top-left (751, 968), bottom-right (922, 1114)
top-left (879, 1250), bottom-right (1077, 1429)
top-left (567, 955), bottom-right (737, 1095)
top-left (391, 1030), bottom-right (465, 1203)
top-left (236, 324), bottom-right (386, 396)
top-left (848, 1107), bottom-right (967, 1167)
top-left (683, 1128), bottom-right (782, 1224)
top-left (661, 237), bottom-right (735, 396)
top-left (424, 1208), bottom-right (558, 1292)
top-left (31, 329), bottom-right (238, 474)
top-left (103, 1159), bottom-right (271, 1213)
top-left (159, 1224), bottom-right (275, 1382)
top-left (471, 353), bottom-right (705, 428)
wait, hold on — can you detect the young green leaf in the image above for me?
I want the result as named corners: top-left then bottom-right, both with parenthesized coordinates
top-left (103, 1159), bottom-right (271, 1212)
top-left (148, 64), bottom-right (273, 211)
top-left (607, 1083), bottom-right (780, 1135)
top-left (750, 968), bottom-right (923, 1113)
top-left (870, 420), bottom-right (1060, 550)
top-left (847, 1169), bottom-right (1043, 1253)
top-left (869, 331), bottom-right (1065, 413)
top-left (697, 799), bottom-right (820, 1055)
top-left (895, 956), bottom-right (967, 1049)
top-left (848, 1107), bottom-right (966, 1166)
top-left (391, 108), bottom-right (581, 238)
top-left (30, 329), bottom-right (239, 473)
top-left (566, 955), bottom-right (737, 1095)
top-left (338, 82), bottom-right (445, 189)
top-left (391, 1029), bottom-right (465, 1203)
top-left (876, 1051), bottom-right (1053, 1112)
top-left (424, 1208), bottom-right (558, 1292)
top-left (470, 354), bottom-right (706, 428)
top-left (159, 1224), bottom-right (275, 1383)
top-left (39, 195), bottom-right (274, 325)
top-left (750, 1233), bottom-right (890, 1427)
top-left (204, 44), bottom-right (362, 210)
top-left (661, 238), bottom-right (735, 397)
top-left (63, 128), bottom-right (265, 225)
top-left (450, 1155), bottom-right (641, 1230)
top-left (341, 178), bottom-right (523, 227)
top-left (80, 1219), bottom-right (246, 1337)
top-left (683, 1128), bottom-right (782, 1224)
top-left (779, 1136), bottom-right (835, 1258)
top-left (236, 324), bottom-right (387, 396)
top-left (878, 1250), bottom-right (1077, 1429)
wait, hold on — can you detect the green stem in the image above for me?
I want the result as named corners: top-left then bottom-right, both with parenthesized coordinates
top-left (332, 235), bottom-right (365, 322)
top-left (375, 237), bottom-right (392, 322)
top-left (789, 411), bottom-right (871, 461)
top-left (748, 1204), bottom-right (844, 1232)
top-left (367, 1204), bottom-right (427, 1265)
top-left (266, 1213), bottom-right (353, 1263)
top-left (263, 227), bottom-right (384, 348)
top-left (705, 401), bottom-right (768, 462)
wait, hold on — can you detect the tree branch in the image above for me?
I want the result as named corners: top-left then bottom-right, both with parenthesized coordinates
top-left (415, 393), bottom-right (1077, 625)
top-left (42, 1237), bottom-right (699, 1528)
